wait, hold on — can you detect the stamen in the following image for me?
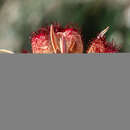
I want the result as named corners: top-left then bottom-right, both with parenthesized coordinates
top-left (50, 25), bottom-right (59, 53)
top-left (60, 36), bottom-right (67, 53)
top-left (98, 26), bottom-right (110, 38)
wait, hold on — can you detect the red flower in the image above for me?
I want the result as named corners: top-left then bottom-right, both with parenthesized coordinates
top-left (30, 24), bottom-right (83, 54)
top-left (86, 27), bottom-right (119, 53)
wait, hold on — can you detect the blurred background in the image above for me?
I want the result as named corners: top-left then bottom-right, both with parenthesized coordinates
top-left (0, 0), bottom-right (130, 53)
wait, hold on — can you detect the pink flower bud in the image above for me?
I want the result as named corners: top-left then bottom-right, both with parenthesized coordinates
top-left (86, 27), bottom-right (119, 53)
top-left (30, 24), bottom-right (83, 54)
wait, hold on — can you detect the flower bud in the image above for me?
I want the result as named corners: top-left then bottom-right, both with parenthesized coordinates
top-left (86, 27), bottom-right (119, 53)
top-left (30, 24), bottom-right (83, 54)
top-left (30, 27), bottom-right (54, 54)
top-left (62, 28), bottom-right (83, 53)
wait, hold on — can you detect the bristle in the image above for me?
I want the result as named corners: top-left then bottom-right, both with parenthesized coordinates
top-left (65, 23), bottom-right (81, 33)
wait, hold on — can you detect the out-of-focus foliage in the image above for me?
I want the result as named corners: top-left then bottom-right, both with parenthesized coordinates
top-left (0, 0), bottom-right (130, 52)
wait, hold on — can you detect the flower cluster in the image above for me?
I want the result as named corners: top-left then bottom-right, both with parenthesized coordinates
top-left (29, 24), bottom-right (120, 54)
top-left (0, 24), bottom-right (120, 54)
top-left (30, 24), bottom-right (83, 54)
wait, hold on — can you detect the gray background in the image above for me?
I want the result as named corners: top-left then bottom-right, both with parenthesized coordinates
top-left (0, 54), bottom-right (130, 130)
